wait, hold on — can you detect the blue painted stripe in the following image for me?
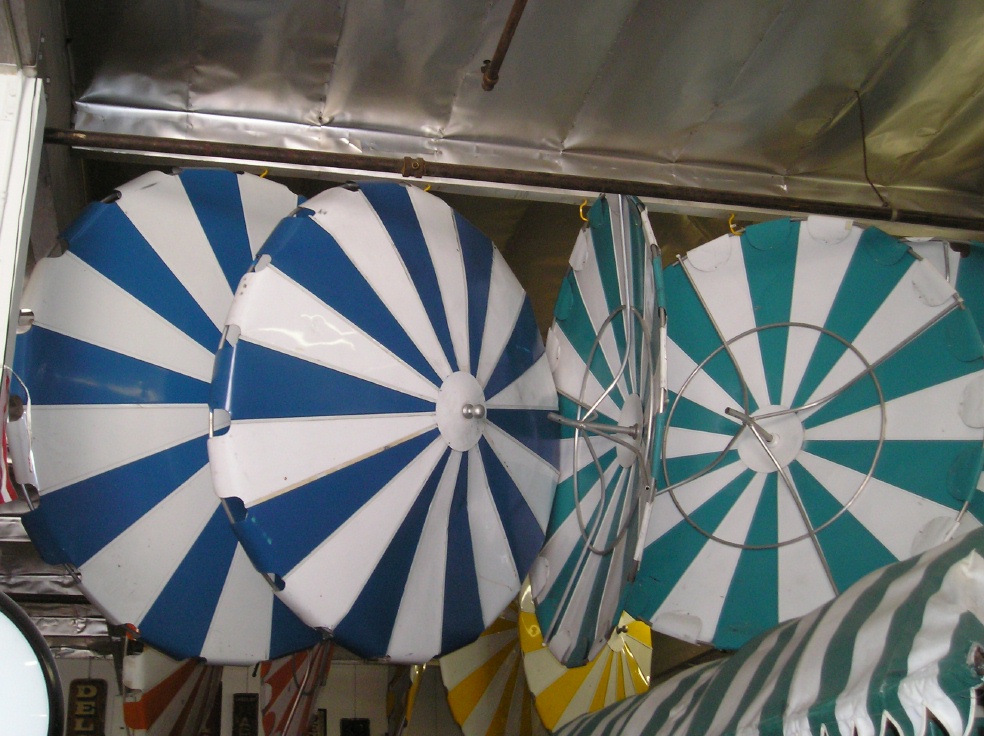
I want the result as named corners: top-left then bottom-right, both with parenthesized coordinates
top-left (485, 408), bottom-right (559, 468)
top-left (457, 212), bottom-right (494, 376)
top-left (625, 467), bottom-right (756, 620)
top-left (19, 509), bottom-right (70, 565)
top-left (740, 220), bottom-right (798, 404)
top-left (262, 215), bottom-right (442, 387)
top-left (442, 451), bottom-right (486, 654)
top-left (62, 201), bottom-right (222, 353)
top-left (714, 474), bottom-right (779, 648)
top-left (359, 183), bottom-right (459, 373)
top-left (789, 461), bottom-right (896, 591)
top-left (333, 449), bottom-right (452, 658)
top-left (17, 326), bottom-right (209, 406)
top-left (215, 339), bottom-right (434, 420)
top-left (135, 504), bottom-right (239, 660)
top-left (269, 597), bottom-right (320, 657)
top-left (178, 169), bottom-right (256, 294)
top-left (24, 436), bottom-right (209, 565)
top-left (233, 430), bottom-right (441, 577)
top-left (478, 439), bottom-right (545, 577)
top-left (483, 297), bottom-right (543, 400)
top-left (792, 229), bottom-right (912, 407)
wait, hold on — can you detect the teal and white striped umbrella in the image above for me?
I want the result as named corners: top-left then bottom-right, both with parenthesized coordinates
top-left (560, 525), bottom-right (984, 736)
top-left (625, 215), bottom-right (984, 650)
top-left (531, 194), bottom-right (666, 667)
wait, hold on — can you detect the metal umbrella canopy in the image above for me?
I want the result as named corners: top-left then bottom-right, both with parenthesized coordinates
top-left (559, 526), bottom-right (984, 736)
top-left (624, 215), bottom-right (984, 650)
top-left (208, 181), bottom-right (560, 662)
top-left (440, 594), bottom-right (548, 736)
top-left (519, 584), bottom-right (652, 733)
top-left (531, 194), bottom-right (665, 667)
top-left (14, 169), bottom-right (320, 663)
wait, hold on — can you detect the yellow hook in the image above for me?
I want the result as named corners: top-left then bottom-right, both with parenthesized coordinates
top-left (259, 169), bottom-right (269, 178)
top-left (728, 213), bottom-right (744, 235)
top-left (579, 199), bottom-right (589, 223)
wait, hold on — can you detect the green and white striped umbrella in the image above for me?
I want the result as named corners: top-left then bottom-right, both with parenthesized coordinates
top-left (532, 194), bottom-right (666, 667)
top-left (560, 525), bottom-right (984, 736)
top-left (625, 216), bottom-right (984, 650)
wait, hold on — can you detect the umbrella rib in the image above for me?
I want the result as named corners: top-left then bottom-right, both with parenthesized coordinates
top-left (741, 418), bottom-right (839, 596)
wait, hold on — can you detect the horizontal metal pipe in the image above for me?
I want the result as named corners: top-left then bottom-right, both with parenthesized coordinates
top-left (44, 127), bottom-right (984, 233)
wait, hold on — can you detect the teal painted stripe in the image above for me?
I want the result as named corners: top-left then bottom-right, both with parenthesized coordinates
top-left (740, 220), bottom-right (799, 405)
top-left (803, 309), bottom-right (984, 429)
top-left (625, 467), bottom-right (757, 620)
top-left (956, 244), bottom-right (984, 336)
top-left (556, 393), bottom-right (617, 438)
top-left (789, 461), bottom-right (896, 591)
top-left (714, 474), bottom-right (780, 649)
top-left (556, 269), bottom-right (625, 409)
top-left (659, 450), bottom-right (741, 491)
top-left (801, 440), bottom-right (983, 515)
top-left (629, 201), bottom-right (648, 395)
top-left (666, 263), bottom-right (756, 412)
top-left (589, 197), bottom-right (629, 363)
top-left (793, 228), bottom-right (912, 407)
top-left (634, 666), bottom-right (718, 736)
top-left (544, 445), bottom-right (618, 537)
top-left (666, 390), bottom-right (742, 435)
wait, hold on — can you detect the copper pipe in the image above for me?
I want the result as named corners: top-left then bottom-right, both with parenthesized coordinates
top-left (43, 128), bottom-right (984, 233)
top-left (481, 0), bottom-right (529, 91)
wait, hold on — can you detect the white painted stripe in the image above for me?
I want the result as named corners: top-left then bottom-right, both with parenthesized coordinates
top-left (559, 433), bottom-right (616, 484)
top-left (484, 422), bottom-right (557, 532)
top-left (664, 426), bottom-right (737, 460)
top-left (781, 225), bottom-right (861, 407)
top-left (387, 450), bottom-right (459, 662)
top-left (576, 225), bottom-right (632, 401)
top-left (777, 488), bottom-right (838, 621)
top-left (280, 436), bottom-right (448, 629)
top-left (32, 403), bottom-right (208, 493)
top-left (805, 372), bottom-right (984, 441)
top-left (467, 449), bottom-right (521, 626)
top-left (26, 254), bottom-right (216, 383)
top-left (78, 464), bottom-right (215, 626)
top-left (463, 647), bottom-right (519, 734)
top-left (804, 261), bottom-right (954, 406)
top-left (308, 187), bottom-right (453, 380)
top-left (476, 250), bottom-right (526, 388)
top-left (209, 413), bottom-right (437, 507)
top-left (200, 544), bottom-right (276, 663)
top-left (116, 170), bottom-right (234, 329)
top-left (655, 473), bottom-right (767, 642)
top-left (228, 266), bottom-right (438, 401)
top-left (550, 326), bottom-right (622, 421)
top-left (612, 197), bottom-right (638, 392)
top-left (236, 174), bottom-right (297, 258)
top-left (407, 186), bottom-right (471, 374)
top-left (486, 352), bottom-right (557, 410)
top-left (558, 647), bottom-right (612, 726)
top-left (666, 336), bottom-right (744, 418)
top-left (441, 626), bottom-right (514, 689)
top-left (796, 451), bottom-right (957, 561)
top-left (683, 242), bottom-right (772, 410)
top-left (646, 461), bottom-right (747, 544)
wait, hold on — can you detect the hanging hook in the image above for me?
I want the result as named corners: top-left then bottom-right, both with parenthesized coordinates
top-left (728, 213), bottom-right (744, 235)
top-left (424, 184), bottom-right (432, 192)
top-left (259, 169), bottom-right (269, 178)
top-left (579, 199), bottom-right (590, 222)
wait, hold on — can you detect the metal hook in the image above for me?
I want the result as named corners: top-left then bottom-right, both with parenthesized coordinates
top-left (579, 199), bottom-right (589, 222)
top-left (728, 213), bottom-right (744, 235)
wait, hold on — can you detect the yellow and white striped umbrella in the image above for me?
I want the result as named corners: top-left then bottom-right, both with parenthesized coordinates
top-left (441, 597), bottom-right (547, 736)
top-left (519, 585), bottom-right (651, 731)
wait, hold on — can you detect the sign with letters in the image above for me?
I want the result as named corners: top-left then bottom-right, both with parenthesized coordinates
top-left (67, 679), bottom-right (107, 736)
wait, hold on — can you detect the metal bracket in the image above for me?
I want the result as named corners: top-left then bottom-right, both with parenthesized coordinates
top-left (401, 156), bottom-right (426, 178)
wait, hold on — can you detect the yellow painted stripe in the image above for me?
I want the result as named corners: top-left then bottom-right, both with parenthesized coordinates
top-left (517, 609), bottom-right (544, 654)
top-left (616, 651), bottom-right (626, 701)
top-left (448, 637), bottom-right (514, 724)
top-left (484, 658), bottom-right (521, 736)
top-left (622, 645), bottom-right (650, 693)
top-left (536, 659), bottom-right (593, 729)
top-left (589, 652), bottom-right (614, 712)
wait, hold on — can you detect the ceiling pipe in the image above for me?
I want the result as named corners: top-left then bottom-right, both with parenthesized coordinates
top-left (43, 128), bottom-right (984, 234)
top-left (481, 0), bottom-right (529, 91)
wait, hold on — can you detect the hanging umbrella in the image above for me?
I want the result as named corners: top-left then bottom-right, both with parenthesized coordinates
top-left (261, 641), bottom-right (334, 736)
top-left (123, 645), bottom-right (223, 736)
top-left (441, 593), bottom-right (547, 736)
top-left (208, 182), bottom-right (560, 662)
top-left (625, 215), bottom-right (984, 650)
top-left (559, 525), bottom-right (984, 736)
top-left (15, 169), bottom-right (320, 663)
top-left (531, 194), bottom-right (665, 667)
top-left (0, 590), bottom-right (63, 736)
top-left (908, 238), bottom-right (984, 336)
top-left (519, 584), bottom-right (652, 732)
top-left (388, 663), bottom-right (427, 736)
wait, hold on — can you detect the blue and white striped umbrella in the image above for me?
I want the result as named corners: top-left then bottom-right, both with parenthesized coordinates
top-left (15, 169), bottom-right (319, 664)
top-left (530, 195), bottom-right (665, 667)
top-left (561, 525), bottom-right (984, 736)
top-left (625, 215), bottom-right (984, 650)
top-left (208, 182), bottom-right (559, 663)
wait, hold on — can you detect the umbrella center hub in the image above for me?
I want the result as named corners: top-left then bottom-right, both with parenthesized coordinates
top-left (617, 394), bottom-right (644, 468)
top-left (736, 405), bottom-right (804, 473)
top-left (437, 371), bottom-right (487, 451)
